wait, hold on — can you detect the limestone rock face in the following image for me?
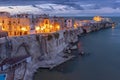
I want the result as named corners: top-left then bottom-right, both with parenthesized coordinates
top-left (0, 29), bottom-right (81, 80)
top-left (0, 42), bottom-right (7, 59)
top-left (0, 29), bottom-right (80, 61)
top-left (14, 63), bottom-right (26, 80)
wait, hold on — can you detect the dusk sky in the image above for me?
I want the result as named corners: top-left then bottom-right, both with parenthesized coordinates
top-left (0, 0), bottom-right (120, 16)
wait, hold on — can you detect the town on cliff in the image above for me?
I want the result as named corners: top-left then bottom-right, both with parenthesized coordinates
top-left (0, 11), bottom-right (115, 80)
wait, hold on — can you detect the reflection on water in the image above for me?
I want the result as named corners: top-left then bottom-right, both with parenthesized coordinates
top-left (34, 24), bottom-right (120, 80)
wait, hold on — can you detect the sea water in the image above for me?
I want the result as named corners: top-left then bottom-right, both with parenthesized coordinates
top-left (34, 17), bottom-right (120, 80)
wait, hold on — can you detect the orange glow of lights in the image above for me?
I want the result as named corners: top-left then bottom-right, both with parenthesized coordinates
top-left (50, 25), bottom-right (53, 28)
top-left (0, 23), bottom-right (2, 26)
top-left (40, 28), bottom-right (43, 30)
top-left (93, 16), bottom-right (102, 22)
top-left (57, 25), bottom-right (60, 29)
top-left (74, 24), bottom-right (76, 27)
top-left (21, 27), bottom-right (27, 31)
top-left (35, 26), bottom-right (40, 31)
top-left (74, 23), bottom-right (78, 28)
top-left (2, 28), bottom-right (5, 30)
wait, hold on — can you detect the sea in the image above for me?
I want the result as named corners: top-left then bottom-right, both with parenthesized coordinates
top-left (33, 17), bottom-right (120, 80)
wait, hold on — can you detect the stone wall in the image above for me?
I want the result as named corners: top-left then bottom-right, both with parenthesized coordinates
top-left (0, 29), bottom-right (80, 62)
top-left (0, 29), bottom-right (80, 80)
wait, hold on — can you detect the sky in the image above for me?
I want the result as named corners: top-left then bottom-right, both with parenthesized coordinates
top-left (0, 0), bottom-right (120, 16)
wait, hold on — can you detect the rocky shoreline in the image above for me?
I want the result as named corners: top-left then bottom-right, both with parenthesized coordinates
top-left (0, 18), bottom-right (115, 80)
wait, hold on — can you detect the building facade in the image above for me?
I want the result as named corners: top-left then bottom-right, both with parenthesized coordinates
top-left (35, 16), bottom-right (61, 33)
top-left (0, 12), bottom-right (30, 37)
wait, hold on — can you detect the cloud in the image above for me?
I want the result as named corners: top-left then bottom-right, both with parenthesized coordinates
top-left (80, 4), bottom-right (101, 10)
top-left (0, 0), bottom-right (120, 16)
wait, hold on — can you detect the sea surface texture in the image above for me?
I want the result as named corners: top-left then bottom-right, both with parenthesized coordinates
top-left (34, 17), bottom-right (120, 80)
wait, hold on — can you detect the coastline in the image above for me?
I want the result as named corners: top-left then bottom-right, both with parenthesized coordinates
top-left (0, 15), bottom-right (115, 80)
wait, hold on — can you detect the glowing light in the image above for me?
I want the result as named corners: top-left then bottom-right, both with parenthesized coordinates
top-left (50, 25), bottom-right (53, 28)
top-left (35, 26), bottom-right (40, 31)
top-left (74, 22), bottom-right (78, 29)
top-left (45, 29), bottom-right (50, 33)
top-left (2, 28), bottom-right (5, 30)
top-left (57, 25), bottom-right (60, 29)
top-left (35, 18), bottom-right (61, 33)
top-left (41, 28), bottom-right (44, 30)
top-left (93, 16), bottom-right (102, 22)
top-left (42, 26), bottom-right (45, 29)
top-left (74, 24), bottom-right (77, 27)
top-left (21, 27), bottom-right (27, 31)
top-left (0, 23), bottom-right (2, 26)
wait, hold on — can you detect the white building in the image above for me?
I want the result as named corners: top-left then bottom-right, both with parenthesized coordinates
top-left (66, 19), bottom-right (74, 29)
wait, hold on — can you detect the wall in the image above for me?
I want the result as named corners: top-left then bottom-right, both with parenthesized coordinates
top-left (0, 28), bottom-right (80, 61)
